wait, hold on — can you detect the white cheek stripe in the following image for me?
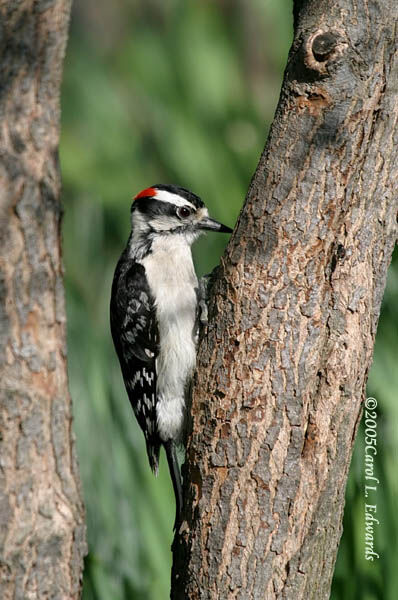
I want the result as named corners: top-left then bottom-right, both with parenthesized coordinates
top-left (155, 189), bottom-right (196, 210)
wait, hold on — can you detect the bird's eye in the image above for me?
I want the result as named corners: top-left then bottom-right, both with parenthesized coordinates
top-left (177, 206), bottom-right (192, 219)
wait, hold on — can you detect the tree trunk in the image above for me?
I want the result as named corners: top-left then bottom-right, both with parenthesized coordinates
top-left (0, 2), bottom-right (86, 598)
top-left (171, 1), bottom-right (397, 598)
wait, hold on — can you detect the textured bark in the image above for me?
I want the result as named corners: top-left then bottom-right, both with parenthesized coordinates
top-left (172, 1), bottom-right (398, 599)
top-left (0, 2), bottom-right (86, 598)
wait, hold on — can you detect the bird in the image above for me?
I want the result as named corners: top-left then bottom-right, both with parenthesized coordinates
top-left (110, 183), bottom-right (232, 528)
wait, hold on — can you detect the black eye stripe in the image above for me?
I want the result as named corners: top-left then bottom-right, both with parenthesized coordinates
top-left (133, 199), bottom-right (176, 217)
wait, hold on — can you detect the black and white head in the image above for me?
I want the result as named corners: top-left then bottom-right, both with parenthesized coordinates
top-left (130, 184), bottom-right (232, 253)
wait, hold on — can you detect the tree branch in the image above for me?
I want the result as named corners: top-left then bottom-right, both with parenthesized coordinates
top-left (0, 2), bottom-right (86, 596)
top-left (171, 1), bottom-right (398, 598)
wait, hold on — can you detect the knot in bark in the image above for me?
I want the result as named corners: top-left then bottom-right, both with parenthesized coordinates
top-left (312, 32), bottom-right (338, 62)
top-left (304, 29), bottom-right (346, 75)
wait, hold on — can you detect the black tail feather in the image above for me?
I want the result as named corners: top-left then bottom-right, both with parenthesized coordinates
top-left (146, 440), bottom-right (160, 476)
top-left (164, 440), bottom-right (183, 530)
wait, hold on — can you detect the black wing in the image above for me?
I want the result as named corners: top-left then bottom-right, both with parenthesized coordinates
top-left (110, 257), bottom-right (160, 473)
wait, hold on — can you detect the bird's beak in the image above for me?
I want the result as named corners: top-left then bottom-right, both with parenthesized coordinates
top-left (198, 216), bottom-right (233, 233)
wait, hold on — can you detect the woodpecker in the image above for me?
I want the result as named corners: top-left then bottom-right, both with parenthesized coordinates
top-left (110, 184), bottom-right (232, 528)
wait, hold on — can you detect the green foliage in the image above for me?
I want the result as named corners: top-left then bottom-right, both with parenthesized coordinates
top-left (61, 2), bottom-right (397, 598)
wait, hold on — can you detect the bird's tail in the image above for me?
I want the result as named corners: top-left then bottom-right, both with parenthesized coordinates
top-left (164, 439), bottom-right (183, 531)
top-left (146, 440), bottom-right (160, 476)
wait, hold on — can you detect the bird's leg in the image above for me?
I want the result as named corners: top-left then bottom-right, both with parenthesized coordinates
top-left (197, 275), bottom-right (210, 326)
top-left (198, 265), bottom-right (220, 327)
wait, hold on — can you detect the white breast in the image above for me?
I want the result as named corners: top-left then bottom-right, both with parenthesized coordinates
top-left (140, 236), bottom-right (198, 442)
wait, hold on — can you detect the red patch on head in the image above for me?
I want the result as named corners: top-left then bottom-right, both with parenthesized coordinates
top-left (134, 187), bottom-right (157, 200)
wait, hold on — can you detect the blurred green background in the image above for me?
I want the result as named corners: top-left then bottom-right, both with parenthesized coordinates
top-left (60, 1), bottom-right (398, 598)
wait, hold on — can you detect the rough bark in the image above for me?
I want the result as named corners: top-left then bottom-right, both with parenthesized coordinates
top-left (0, 2), bottom-right (86, 598)
top-left (172, 1), bottom-right (398, 598)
